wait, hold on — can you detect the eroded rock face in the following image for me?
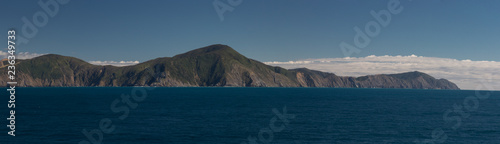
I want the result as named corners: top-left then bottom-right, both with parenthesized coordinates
top-left (0, 44), bottom-right (460, 90)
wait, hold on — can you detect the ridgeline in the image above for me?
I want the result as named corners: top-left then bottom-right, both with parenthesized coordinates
top-left (0, 44), bottom-right (460, 89)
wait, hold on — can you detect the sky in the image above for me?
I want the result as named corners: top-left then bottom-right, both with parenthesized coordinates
top-left (1, 0), bottom-right (499, 90)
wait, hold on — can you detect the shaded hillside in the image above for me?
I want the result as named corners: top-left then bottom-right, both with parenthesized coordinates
top-left (0, 44), bottom-right (460, 89)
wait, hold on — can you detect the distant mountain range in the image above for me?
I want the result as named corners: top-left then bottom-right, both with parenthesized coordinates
top-left (0, 44), bottom-right (459, 89)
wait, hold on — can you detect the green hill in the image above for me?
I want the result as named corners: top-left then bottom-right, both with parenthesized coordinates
top-left (0, 44), bottom-right (460, 89)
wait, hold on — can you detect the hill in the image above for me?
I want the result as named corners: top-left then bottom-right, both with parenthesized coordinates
top-left (0, 44), bottom-right (460, 89)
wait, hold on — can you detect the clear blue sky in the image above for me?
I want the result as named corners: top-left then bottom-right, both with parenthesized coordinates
top-left (1, 0), bottom-right (499, 62)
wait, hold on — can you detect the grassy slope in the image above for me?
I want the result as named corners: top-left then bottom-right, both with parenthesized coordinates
top-left (0, 44), bottom-right (460, 89)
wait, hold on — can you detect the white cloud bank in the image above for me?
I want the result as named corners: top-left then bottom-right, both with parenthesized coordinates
top-left (265, 55), bottom-right (500, 90)
top-left (0, 51), bottom-right (46, 59)
top-left (0, 51), bottom-right (139, 67)
top-left (89, 61), bottom-right (140, 67)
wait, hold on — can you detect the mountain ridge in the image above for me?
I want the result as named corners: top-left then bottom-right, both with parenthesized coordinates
top-left (0, 44), bottom-right (460, 89)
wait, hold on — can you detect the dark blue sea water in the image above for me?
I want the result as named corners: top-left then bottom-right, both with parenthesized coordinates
top-left (1, 87), bottom-right (500, 144)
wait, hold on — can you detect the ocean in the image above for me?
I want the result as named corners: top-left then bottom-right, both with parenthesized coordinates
top-left (2, 87), bottom-right (500, 144)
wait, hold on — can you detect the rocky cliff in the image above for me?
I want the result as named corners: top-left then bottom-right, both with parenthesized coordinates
top-left (0, 44), bottom-right (460, 89)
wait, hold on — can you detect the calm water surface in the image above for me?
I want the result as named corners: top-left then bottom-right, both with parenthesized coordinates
top-left (2, 87), bottom-right (500, 144)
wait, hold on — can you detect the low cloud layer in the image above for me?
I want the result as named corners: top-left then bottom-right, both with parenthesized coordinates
top-left (0, 51), bottom-right (46, 59)
top-left (89, 61), bottom-right (140, 67)
top-left (0, 51), bottom-right (139, 67)
top-left (265, 55), bottom-right (500, 90)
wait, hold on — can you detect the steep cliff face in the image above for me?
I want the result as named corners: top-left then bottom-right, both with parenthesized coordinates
top-left (289, 68), bottom-right (459, 89)
top-left (354, 72), bottom-right (460, 89)
top-left (0, 44), bottom-right (460, 89)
